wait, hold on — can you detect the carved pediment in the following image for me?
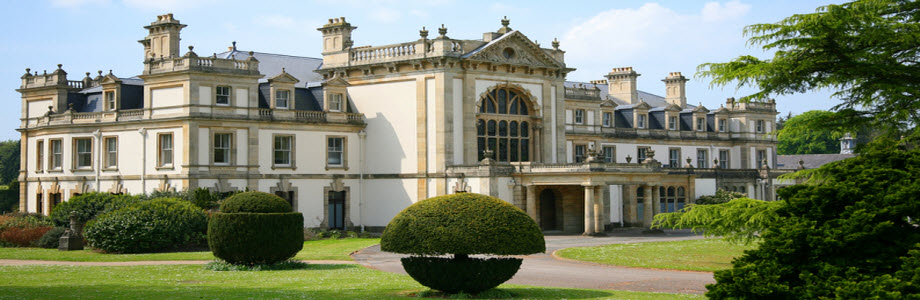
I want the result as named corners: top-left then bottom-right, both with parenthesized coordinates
top-left (268, 71), bottom-right (300, 84)
top-left (464, 31), bottom-right (562, 69)
top-left (632, 101), bottom-right (652, 110)
top-left (600, 99), bottom-right (618, 108)
top-left (100, 74), bottom-right (122, 85)
top-left (322, 76), bottom-right (350, 87)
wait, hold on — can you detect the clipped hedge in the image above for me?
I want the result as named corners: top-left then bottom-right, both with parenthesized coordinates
top-left (36, 227), bottom-right (66, 249)
top-left (402, 257), bottom-right (522, 294)
top-left (219, 191), bottom-right (291, 213)
top-left (381, 193), bottom-right (545, 256)
top-left (208, 212), bottom-right (304, 265)
top-left (49, 192), bottom-right (140, 227)
top-left (84, 198), bottom-right (207, 253)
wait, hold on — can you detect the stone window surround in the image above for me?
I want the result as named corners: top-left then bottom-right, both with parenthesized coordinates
top-left (210, 131), bottom-right (236, 166)
top-left (719, 149), bottom-right (730, 169)
top-left (321, 186), bottom-right (353, 230)
top-left (636, 114), bottom-right (647, 129)
top-left (637, 146), bottom-right (650, 162)
top-left (329, 93), bottom-right (344, 112)
top-left (48, 138), bottom-right (63, 172)
top-left (601, 145), bottom-right (615, 163)
top-left (272, 89), bottom-right (292, 110)
top-left (103, 136), bottom-right (118, 171)
top-left (35, 139), bottom-right (44, 173)
top-left (573, 143), bottom-right (587, 163)
top-left (156, 133), bottom-right (174, 170)
top-left (668, 147), bottom-right (681, 168)
top-left (271, 134), bottom-right (296, 170)
top-left (574, 109), bottom-right (585, 124)
top-left (697, 148), bottom-right (709, 168)
top-left (71, 137), bottom-right (94, 172)
top-left (756, 119), bottom-right (765, 133)
top-left (602, 111), bottom-right (612, 127)
top-left (668, 115), bottom-right (677, 130)
top-left (325, 135), bottom-right (348, 170)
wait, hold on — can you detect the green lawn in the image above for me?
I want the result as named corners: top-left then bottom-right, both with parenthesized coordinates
top-left (555, 238), bottom-right (755, 272)
top-left (0, 264), bottom-right (702, 299)
top-left (0, 238), bottom-right (380, 262)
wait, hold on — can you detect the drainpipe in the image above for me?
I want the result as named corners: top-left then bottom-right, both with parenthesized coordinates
top-left (358, 130), bottom-right (366, 233)
top-left (138, 128), bottom-right (147, 193)
top-left (94, 130), bottom-right (101, 191)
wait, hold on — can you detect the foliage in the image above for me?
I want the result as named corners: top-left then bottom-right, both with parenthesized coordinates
top-left (203, 259), bottom-right (309, 271)
top-left (381, 193), bottom-right (544, 256)
top-left (697, 0), bottom-right (920, 134)
top-left (401, 256), bottom-right (523, 294)
top-left (218, 191), bottom-right (291, 213)
top-left (652, 198), bottom-right (783, 245)
top-left (208, 212), bottom-right (304, 265)
top-left (776, 110), bottom-right (844, 155)
top-left (306, 228), bottom-right (371, 240)
top-left (0, 212), bottom-right (51, 232)
top-left (189, 187), bottom-right (220, 210)
top-left (695, 189), bottom-right (747, 205)
top-left (0, 140), bottom-right (20, 186)
top-left (705, 139), bottom-right (920, 299)
top-left (0, 227), bottom-right (51, 247)
top-left (0, 181), bottom-right (19, 214)
top-left (49, 192), bottom-right (140, 227)
top-left (36, 227), bottom-right (66, 249)
top-left (84, 198), bottom-right (208, 253)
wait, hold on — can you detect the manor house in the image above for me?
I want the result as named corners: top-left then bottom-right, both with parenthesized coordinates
top-left (16, 14), bottom-right (783, 233)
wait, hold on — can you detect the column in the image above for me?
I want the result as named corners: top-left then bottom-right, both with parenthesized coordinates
top-left (525, 185), bottom-right (537, 221)
top-left (642, 185), bottom-right (654, 227)
top-left (652, 185), bottom-right (661, 216)
top-left (584, 185), bottom-right (595, 235)
top-left (594, 185), bottom-right (604, 233)
top-left (626, 185), bottom-right (637, 225)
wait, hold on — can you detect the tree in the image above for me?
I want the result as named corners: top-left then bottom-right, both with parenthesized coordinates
top-left (653, 197), bottom-right (782, 245)
top-left (0, 140), bottom-right (20, 186)
top-left (702, 139), bottom-right (920, 299)
top-left (777, 110), bottom-right (844, 154)
top-left (697, 0), bottom-right (920, 135)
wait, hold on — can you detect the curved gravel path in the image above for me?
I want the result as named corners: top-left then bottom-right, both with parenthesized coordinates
top-left (351, 229), bottom-right (716, 295)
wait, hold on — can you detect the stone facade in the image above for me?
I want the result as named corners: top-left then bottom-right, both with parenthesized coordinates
top-left (17, 14), bottom-right (788, 234)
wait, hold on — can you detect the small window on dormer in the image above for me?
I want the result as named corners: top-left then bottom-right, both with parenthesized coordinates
top-left (718, 119), bottom-right (726, 132)
top-left (637, 114), bottom-right (647, 129)
top-left (275, 90), bottom-right (290, 109)
top-left (602, 112), bottom-right (612, 127)
top-left (105, 91), bottom-right (116, 111)
top-left (330, 94), bottom-right (343, 112)
top-left (668, 116), bottom-right (677, 130)
top-left (696, 118), bottom-right (705, 131)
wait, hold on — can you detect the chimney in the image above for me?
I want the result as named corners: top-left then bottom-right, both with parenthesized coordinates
top-left (604, 67), bottom-right (640, 104)
top-left (317, 17), bottom-right (357, 54)
top-left (139, 14), bottom-right (187, 60)
top-left (662, 72), bottom-right (688, 108)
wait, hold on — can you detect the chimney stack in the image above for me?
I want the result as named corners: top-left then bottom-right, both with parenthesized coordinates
top-left (604, 67), bottom-right (640, 104)
top-left (662, 72), bottom-right (688, 108)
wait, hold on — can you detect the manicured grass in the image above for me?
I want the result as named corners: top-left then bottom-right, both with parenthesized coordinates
top-left (555, 238), bottom-right (755, 272)
top-left (0, 238), bottom-right (380, 262)
top-left (0, 264), bottom-right (702, 299)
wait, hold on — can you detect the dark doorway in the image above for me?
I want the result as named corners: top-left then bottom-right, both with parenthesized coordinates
top-left (275, 191), bottom-right (295, 208)
top-left (539, 189), bottom-right (557, 230)
top-left (35, 193), bottom-right (43, 215)
top-left (328, 191), bottom-right (346, 230)
top-left (50, 193), bottom-right (62, 211)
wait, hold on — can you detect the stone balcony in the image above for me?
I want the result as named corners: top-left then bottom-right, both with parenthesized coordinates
top-left (143, 51), bottom-right (260, 76)
top-left (25, 107), bottom-right (365, 128)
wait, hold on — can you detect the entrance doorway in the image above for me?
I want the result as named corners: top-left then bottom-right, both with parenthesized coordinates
top-left (539, 189), bottom-right (557, 230)
top-left (275, 191), bottom-right (295, 208)
top-left (327, 191), bottom-right (346, 230)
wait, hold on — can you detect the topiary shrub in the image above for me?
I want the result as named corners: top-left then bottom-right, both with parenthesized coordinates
top-left (0, 212), bottom-right (52, 247)
top-left (208, 191), bottom-right (303, 266)
top-left (84, 198), bottom-right (207, 253)
top-left (380, 193), bottom-right (545, 294)
top-left (219, 191), bottom-right (292, 213)
top-left (49, 192), bottom-right (140, 227)
top-left (0, 226), bottom-right (51, 247)
top-left (36, 227), bottom-right (66, 249)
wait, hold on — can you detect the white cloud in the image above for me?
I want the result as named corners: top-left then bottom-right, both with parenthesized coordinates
top-left (702, 1), bottom-right (751, 22)
top-left (51, 0), bottom-right (109, 8)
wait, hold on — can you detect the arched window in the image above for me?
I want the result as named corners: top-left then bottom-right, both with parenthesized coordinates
top-left (477, 86), bottom-right (532, 162)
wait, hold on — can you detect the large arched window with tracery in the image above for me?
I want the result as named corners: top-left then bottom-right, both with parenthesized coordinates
top-left (477, 86), bottom-right (532, 162)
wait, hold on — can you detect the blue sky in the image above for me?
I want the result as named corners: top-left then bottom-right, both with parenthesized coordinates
top-left (1, 0), bottom-right (844, 141)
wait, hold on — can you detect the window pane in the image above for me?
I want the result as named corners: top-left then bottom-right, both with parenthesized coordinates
top-left (510, 139), bottom-right (519, 162)
top-left (519, 100), bottom-right (528, 115)
top-left (477, 137), bottom-right (485, 161)
top-left (488, 138), bottom-right (496, 156)
top-left (509, 121), bottom-right (518, 137)
top-left (509, 99), bottom-right (518, 115)
top-left (477, 119), bottom-right (485, 136)
top-left (498, 121), bottom-right (507, 137)
top-left (498, 138), bottom-right (508, 161)
top-left (487, 120), bottom-right (496, 136)
top-left (521, 122), bottom-right (529, 137)
top-left (521, 139), bottom-right (529, 161)
top-left (497, 89), bottom-right (507, 114)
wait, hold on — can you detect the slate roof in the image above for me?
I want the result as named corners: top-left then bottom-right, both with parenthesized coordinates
top-left (216, 49), bottom-right (324, 86)
top-left (776, 154), bottom-right (856, 170)
top-left (563, 81), bottom-right (692, 109)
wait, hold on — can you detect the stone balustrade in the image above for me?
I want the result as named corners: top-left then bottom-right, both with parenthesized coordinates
top-left (143, 55), bottom-right (260, 75)
top-left (30, 108), bottom-right (364, 127)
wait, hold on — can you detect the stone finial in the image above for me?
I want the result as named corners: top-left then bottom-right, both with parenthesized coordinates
top-left (625, 155), bottom-right (632, 163)
top-left (501, 16), bottom-right (510, 27)
top-left (57, 64), bottom-right (63, 70)
top-left (247, 51), bottom-right (258, 61)
top-left (714, 159), bottom-right (720, 168)
top-left (498, 16), bottom-right (512, 34)
top-left (438, 24), bottom-right (448, 38)
top-left (643, 149), bottom-right (656, 164)
top-left (22, 68), bottom-right (32, 78)
top-left (552, 38), bottom-right (560, 50)
top-left (67, 103), bottom-right (74, 111)
top-left (231, 41), bottom-right (237, 51)
top-left (685, 157), bottom-right (693, 168)
top-left (419, 26), bottom-right (428, 39)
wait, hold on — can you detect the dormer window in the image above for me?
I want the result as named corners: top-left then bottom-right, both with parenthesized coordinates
top-left (216, 86), bottom-right (231, 105)
top-left (105, 91), bottom-right (116, 111)
top-left (637, 114), bottom-right (646, 129)
top-left (329, 94), bottom-right (343, 112)
top-left (696, 118), bottom-right (705, 131)
top-left (602, 112), bottom-right (612, 127)
top-left (275, 90), bottom-right (290, 109)
top-left (668, 116), bottom-right (677, 130)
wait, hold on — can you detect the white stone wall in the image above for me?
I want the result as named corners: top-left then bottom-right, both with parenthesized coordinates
top-left (347, 80), bottom-right (418, 174)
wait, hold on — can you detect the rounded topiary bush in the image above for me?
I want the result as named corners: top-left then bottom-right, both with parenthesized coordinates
top-left (84, 198), bottom-right (207, 253)
top-left (50, 192), bottom-right (140, 227)
top-left (380, 193), bottom-right (545, 294)
top-left (219, 191), bottom-right (292, 213)
top-left (208, 191), bottom-right (303, 266)
top-left (36, 227), bottom-right (66, 249)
